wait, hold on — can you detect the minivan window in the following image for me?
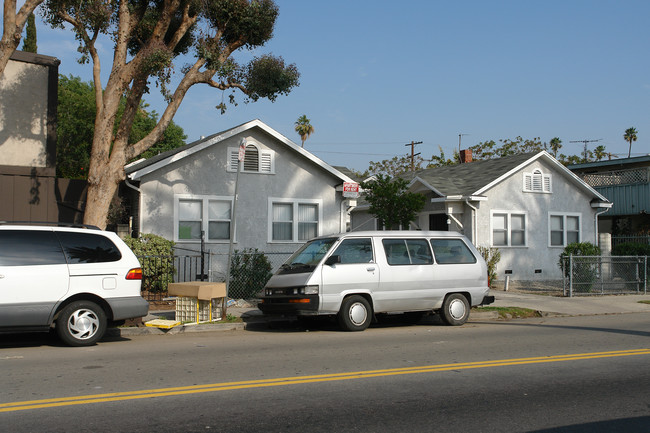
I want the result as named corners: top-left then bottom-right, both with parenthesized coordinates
top-left (430, 239), bottom-right (477, 264)
top-left (331, 238), bottom-right (373, 264)
top-left (56, 232), bottom-right (122, 263)
top-left (382, 239), bottom-right (433, 265)
top-left (0, 230), bottom-right (66, 266)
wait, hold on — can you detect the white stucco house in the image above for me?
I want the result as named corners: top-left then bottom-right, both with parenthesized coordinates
top-left (125, 119), bottom-right (355, 279)
top-left (351, 151), bottom-right (612, 286)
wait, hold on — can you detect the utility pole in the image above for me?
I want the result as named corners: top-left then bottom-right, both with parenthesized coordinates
top-left (405, 141), bottom-right (423, 171)
top-left (569, 138), bottom-right (601, 162)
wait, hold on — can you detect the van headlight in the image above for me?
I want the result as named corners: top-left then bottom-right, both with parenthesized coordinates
top-left (300, 285), bottom-right (319, 295)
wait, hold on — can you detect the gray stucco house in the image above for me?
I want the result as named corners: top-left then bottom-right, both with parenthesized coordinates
top-left (351, 151), bottom-right (612, 286)
top-left (125, 119), bottom-right (355, 279)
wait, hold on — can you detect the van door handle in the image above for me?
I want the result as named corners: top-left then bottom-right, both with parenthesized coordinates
top-left (366, 267), bottom-right (376, 272)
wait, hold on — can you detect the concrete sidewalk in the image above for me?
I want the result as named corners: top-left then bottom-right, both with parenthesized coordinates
top-left (492, 291), bottom-right (650, 316)
top-left (110, 291), bottom-right (650, 337)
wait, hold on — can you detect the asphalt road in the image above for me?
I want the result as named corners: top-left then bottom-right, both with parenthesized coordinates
top-left (2, 313), bottom-right (649, 432)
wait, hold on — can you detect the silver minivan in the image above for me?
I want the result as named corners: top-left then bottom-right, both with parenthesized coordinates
top-left (258, 231), bottom-right (494, 331)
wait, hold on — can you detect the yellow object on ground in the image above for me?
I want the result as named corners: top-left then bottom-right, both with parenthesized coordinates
top-left (145, 319), bottom-right (181, 329)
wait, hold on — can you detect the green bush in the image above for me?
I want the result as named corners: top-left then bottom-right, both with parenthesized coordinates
top-left (124, 233), bottom-right (175, 293)
top-left (229, 248), bottom-right (273, 299)
top-left (612, 242), bottom-right (650, 256)
top-left (477, 246), bottom-right (501, 286)
top-left (558, 242), bottom-right (601, 292)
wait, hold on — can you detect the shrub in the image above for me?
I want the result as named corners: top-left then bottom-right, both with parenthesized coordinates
top-left (558, 242), bottom-right (601, 292)
top-left (124, 234), bottom-right (175, 293)
top-left (477, 246), bottom-right (501, 285)
top-left (612, 242), bottom-right (650, 256)
top-left (229, 248), bottom-right (273, 299)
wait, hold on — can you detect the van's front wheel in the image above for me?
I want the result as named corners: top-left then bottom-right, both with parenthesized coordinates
top-left (440, 293), bottom-right (470, 326)
top-left (338, 295), bottom-right (372, 331)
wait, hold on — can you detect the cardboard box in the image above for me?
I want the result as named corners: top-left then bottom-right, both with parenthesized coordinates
top-left (167, 282), bottom-right (227, 300)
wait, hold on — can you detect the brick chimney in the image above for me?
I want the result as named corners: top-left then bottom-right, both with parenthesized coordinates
top-left (460, 149), bottom-right (473, 163)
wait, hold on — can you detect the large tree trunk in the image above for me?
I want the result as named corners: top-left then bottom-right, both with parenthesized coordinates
top-left (83, 157), bottom-right (125, 229)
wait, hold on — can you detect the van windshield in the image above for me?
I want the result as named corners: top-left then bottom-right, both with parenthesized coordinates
top-left (279, 237), bottom-right (338, 274)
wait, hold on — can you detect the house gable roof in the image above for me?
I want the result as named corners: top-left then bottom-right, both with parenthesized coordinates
top-left (408, 151), bottom-right (610, 203)
top-left (126, 119), bottom-right (354, 183)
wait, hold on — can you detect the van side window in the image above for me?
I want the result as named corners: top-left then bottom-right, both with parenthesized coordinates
top-left (56, 232), bottom-right (122, 263)
top-left (382, 239), bottom-right (433, 265)
top-left (0, 230), bottom-right (67, 266)
top-left (430, 239), bottom-right (477, 264)
top-left (331, 238), bottom-right (374, 264)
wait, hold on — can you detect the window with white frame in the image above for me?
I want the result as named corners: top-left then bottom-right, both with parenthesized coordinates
top-left (176, 195), bottom-right (233, 241)
top-left (228, 144), bottom-right (273, 173)
top-left (491, 211), bottom-right (527, 247)
top-left (524, 169), bottom-right (551, 193)
top-left (269, 199), bottom-right (322, 242)
top-left (549, 213), bottom-right (580, 247)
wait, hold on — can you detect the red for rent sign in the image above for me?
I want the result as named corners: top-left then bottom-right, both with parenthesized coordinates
top-left (343, 182), bottom-right (360, 198)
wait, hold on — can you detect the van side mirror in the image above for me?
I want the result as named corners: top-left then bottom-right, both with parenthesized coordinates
top-left (325, 255), bottom-right (341, 266)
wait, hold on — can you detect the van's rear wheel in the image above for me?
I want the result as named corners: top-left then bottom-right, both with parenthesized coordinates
top-left (338, 295), bottom-right (371, 331)
top-left (440, 294), bottom-right (470, 326)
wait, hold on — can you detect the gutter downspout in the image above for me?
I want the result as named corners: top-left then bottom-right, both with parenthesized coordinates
top-left (124, 177), bottom-right (141, 236)
top-left (594, 207), bottom-right (610, 246)
top-left (465, 198), bottom-right (478, 245)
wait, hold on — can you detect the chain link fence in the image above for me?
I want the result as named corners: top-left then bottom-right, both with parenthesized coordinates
top-left (138, 250), bottom-right (293, 301)
top-left (562, 255), bottom-right (648, 296)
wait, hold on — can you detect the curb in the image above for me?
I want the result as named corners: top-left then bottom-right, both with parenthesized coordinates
top-left (108, 311), bottom-right (506, 337)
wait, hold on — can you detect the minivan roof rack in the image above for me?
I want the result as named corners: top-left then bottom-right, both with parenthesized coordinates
top-left (0, 221), bottom-right (101, 230)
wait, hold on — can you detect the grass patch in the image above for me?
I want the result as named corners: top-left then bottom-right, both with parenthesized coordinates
top-left (639, 300), bottom-right (650, 305)
top-left (474, 306), bottom-right (542, 319)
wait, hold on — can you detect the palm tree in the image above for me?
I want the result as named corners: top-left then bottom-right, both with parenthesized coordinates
top-left (623, 127), bottom-right (637, 158)
top-left (294, 115), bottom-right (314, 148)
top-left (549, 137), bottom-right (562, 158)
top-left (594, 145), bottom-right (607, 161)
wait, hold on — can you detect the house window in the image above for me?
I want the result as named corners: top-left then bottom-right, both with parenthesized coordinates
top-left (269, 199), bottom-right (322, 242)
top-left (549, 214), bottom-right (580, 247)
top-left (228, 144), bottom-right (274, 173)
top-left (176, 195), bottom-right (232, 241)
top-left (491, 211), bottom-right (526, 247)
top-left (524, 169), bottom-right (551, 193)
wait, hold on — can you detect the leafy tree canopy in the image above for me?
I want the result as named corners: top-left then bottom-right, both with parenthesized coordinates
top-left (360, 174), bottom-right (425, 230)
top-left (38, 0), bottom-right (299, 228)
top-left (57, 74), bottom-right (187, 179)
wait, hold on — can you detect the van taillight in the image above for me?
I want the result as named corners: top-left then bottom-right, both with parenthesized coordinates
top-left (126, 268), bottom-right (143, 280)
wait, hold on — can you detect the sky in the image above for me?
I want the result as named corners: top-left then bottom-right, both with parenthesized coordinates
top-left (16, 0), bottom-right (650, 172)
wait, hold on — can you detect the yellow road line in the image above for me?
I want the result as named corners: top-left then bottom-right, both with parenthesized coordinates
top-left (2, 348), bottom-right (649, 413)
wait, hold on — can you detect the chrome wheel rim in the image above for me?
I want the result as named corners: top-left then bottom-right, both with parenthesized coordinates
top-left (67, 309), bottom-right (100, 340)
top-left (348, 302), bottom-right (368, 326)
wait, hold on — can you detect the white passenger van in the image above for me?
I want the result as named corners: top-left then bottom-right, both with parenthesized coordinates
top-left (258, 231), bottom-right (494, 331)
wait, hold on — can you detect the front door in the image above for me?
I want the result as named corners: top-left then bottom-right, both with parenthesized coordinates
top-left (320, 238), bottom-right (379, 313)
top-left (429, 214), bottom-right (448, 231)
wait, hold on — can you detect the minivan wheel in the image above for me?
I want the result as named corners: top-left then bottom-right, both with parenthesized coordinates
top-left (440, 294), bottom-right (470, 326)
top-left (56, 301), bottom-right (107, 346)
top-left (338, 295), bottom-right (372, 331)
